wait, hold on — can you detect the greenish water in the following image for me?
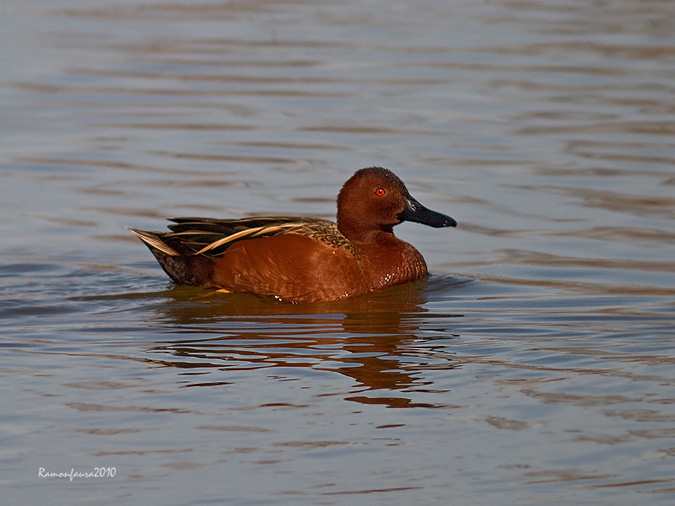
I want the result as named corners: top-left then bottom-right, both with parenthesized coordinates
top-left (2, 0), bottom-right (674, 504)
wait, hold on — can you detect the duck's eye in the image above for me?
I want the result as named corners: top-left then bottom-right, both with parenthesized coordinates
top-left (375, 188), bottom-right (386, 196)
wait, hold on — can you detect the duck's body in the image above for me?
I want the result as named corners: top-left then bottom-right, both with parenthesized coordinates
top-left (130, 167), bottom-right (456, 303)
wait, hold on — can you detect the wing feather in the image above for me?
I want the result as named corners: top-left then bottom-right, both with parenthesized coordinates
top-left (131, 217), bottom-right (350, 258)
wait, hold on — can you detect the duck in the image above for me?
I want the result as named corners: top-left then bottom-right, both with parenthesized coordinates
top-left (129, 166), bottom-right (456, 303)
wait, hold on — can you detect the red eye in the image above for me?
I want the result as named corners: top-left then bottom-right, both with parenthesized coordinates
top-left (375, 188), bottom-right (386, 196)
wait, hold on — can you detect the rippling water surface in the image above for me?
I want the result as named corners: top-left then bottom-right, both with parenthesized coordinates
top-left (2, 0), bottom-right (674, 504)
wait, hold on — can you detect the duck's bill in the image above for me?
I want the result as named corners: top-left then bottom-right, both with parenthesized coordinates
top-left (399, 196), bottom-right (457, 228)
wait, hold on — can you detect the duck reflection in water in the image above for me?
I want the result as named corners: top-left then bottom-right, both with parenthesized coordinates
top-left (147, 278), bottom-right (464, 408)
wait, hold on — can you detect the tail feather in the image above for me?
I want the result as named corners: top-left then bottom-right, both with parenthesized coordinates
top-left (128, 227), bottom-right (216, 287)
top-left (127, 227), bottom-right (179, 256)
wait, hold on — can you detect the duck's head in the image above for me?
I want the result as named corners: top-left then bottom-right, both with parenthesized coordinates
top-left (337, 167), bottom-right (456, 240)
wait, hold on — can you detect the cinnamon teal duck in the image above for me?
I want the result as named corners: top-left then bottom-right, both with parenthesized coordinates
top-left (129, 167), bottom-right (456, 303)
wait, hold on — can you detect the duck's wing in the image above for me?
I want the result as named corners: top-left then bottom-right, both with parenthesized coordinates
top-left (130, 216), bottom-right (346, 258)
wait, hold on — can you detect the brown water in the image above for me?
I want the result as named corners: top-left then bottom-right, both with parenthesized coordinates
top-left (2, 0), bottom-right (674, 504)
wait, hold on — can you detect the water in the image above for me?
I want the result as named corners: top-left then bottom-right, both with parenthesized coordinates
top-left (2, 0), bottom-right (674, 504)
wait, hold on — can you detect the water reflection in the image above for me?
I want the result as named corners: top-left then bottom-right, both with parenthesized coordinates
top-left (145, 279), bottom-right (464, 407)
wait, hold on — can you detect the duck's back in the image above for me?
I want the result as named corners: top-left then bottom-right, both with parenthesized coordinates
top-left (131, 216), bottom-right (370, 302)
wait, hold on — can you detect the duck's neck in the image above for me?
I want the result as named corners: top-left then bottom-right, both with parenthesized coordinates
top-left (338, 220), bottom-right (394, 244)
